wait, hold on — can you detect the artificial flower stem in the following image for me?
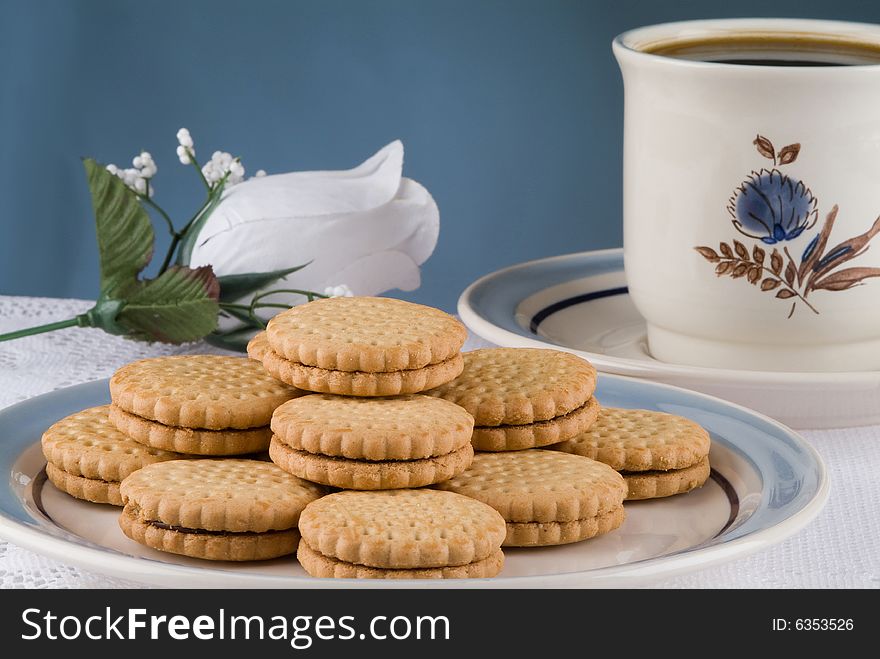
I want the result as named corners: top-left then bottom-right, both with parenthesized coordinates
top-left (0, 315), bottom-right (88, 342)
top-left (140, 193), bottom-right (178, 238)
top-left (187, 149), bottom-right (211, 192)
top-left (156, 188), bottom-right (218, 275)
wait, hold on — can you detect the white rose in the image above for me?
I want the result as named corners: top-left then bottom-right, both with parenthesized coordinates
top-left (188, 140), bottom-right (439, 310)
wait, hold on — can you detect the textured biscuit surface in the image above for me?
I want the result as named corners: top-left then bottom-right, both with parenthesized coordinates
top-left (110, 355), bottom-right (303, 429)
top-left (271, 394), bottom-right (474, 460)
top-left (266, 296), bottom-right (467, 372)
top-left (109, 405), bottom-right (271, 456)
top-left (270, 438), bottom-right (473, 490)
top-left (436, 450), bottom-right (626, 522)
top-left (298, 542), bottom-right (504, 579)
top-left (119, 505), bottom-right (300, 561)
top-left (41, 405), bottom-right (184, 482)
top-left (298, 489), bottom-right (506, 569)
top-left (251, 333), bottom-right (463, 396)
top-left (120, 459), bottom-right (325, 532)
top-left (624, 457), bottom-right (711, 500)
top-left (46, 463), bottom-right (122, 505)
top-left (504, 507), bottom-right (626, 547)
top-left (427, 348), bottom-right (597, 425)
top-left (472, 397), bottom-right (600, 451)
top-left (552, 407), bottom-right (711, 471)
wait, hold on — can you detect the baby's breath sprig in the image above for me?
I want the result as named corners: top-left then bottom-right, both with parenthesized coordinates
top-left (0, 128), bottom-right (329, 349)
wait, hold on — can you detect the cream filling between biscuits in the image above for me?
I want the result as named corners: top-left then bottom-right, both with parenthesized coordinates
top-left (475, 398), bottom-right (596, 430)
top-left (124, 504), bottom-right (293, 537)
top-left (619, 456), bottom-right (711, 476)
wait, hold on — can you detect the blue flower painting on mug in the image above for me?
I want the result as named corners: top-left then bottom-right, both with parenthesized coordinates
top-left (695, 135), bottom-right (880, 318)
top-left (728, 169), bottom-right (817, 244)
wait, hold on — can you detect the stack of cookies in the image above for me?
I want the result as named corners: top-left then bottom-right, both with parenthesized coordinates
top-left (108, 355), bottom-right (302, 456)
top-left (552, 408), bottom-right (711, 500)
top-left (427, 348), bottom-right (600, 451)
top-left (249, 296), bottom-right (475, 491)
top-left (297, 489), bottom-right (507, 578)
top-left (119, 459), bottom-right (325, 561)
top-left (437, 450), bottom-right (627, 547)
top-left (269, 394), bottom-right (475, 489)
top-left (248, 297), bottom-right (467, 396)
top-left (41, 405), bottom-right (186, 506)
top-left (425, 347), bottom-right (630, 548)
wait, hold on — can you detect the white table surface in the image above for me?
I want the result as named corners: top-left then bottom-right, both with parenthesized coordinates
top-left (1, 295), bottom-right (877, 589)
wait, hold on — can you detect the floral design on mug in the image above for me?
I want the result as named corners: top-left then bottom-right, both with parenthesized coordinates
top-left (695, 135), bottom-right (880, 317)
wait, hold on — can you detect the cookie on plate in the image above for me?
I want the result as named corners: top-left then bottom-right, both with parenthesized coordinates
top-left (269, 394), bottom-right (475, 489)
top-left (551, 407), bottom-right (711, 500)
top-left (297, 489), bottom-right (506, 578)
top-left (41, 405), bottom-right (185, 506)
top-left (109, 355), bottom-right (303, 455)
top-left (119, 459), bottom-right (325, 561)
top-left (436, 450), bottom-right (626, 546)
top-left (249, 297), bottom-right (467, 396)
top-left (427, 348), bottom-right (600, 451)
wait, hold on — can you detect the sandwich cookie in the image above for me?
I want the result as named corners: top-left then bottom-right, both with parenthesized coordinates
top-left (250, 297), bottom-right (467, 396)
top-left (41, 405), bottom-right (185, 506)
top-left (119, 459), bottom-right (325, 561)
top-left (436, 450), bottom-right (627, 546)
top-left (551, 407), bottom-right (711, 500)
top-left (269, 394), bottom-right (475, 489)
top-left (427, 348), bottom-right (600, 451)
top-left (109, 355), bottom-right (303, 455)
top-left (297, 489), bottom-right (506, 578)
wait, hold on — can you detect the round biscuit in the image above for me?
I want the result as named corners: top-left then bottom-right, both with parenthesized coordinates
top-left (472, 397), bottom-right (600, 451)
top-left (41, 405), bottom-right (184, 481)
top-left (110, 355), bottom-right (304, 429)
top-left (269, 438), bottom-right (474, 490)
top-left (298, 489), bottom-right (506, 569)
top-left (624, 457), bottom-right (711, 500)
top-left (120, 459), bottom-right (325, 532)
top-left (504, 506), bottom-right (626, 547)
top-left (297, 542), bottom-right (504, 579)
top-left (426, 348), bottom-right (597, 425)
top-left (271, 394), bottom-right (474, 460)
top-left (252, 334), bottom-right (463, 396)
top-left (552, 407), bottom-right (711, 471)
top-left (46, 463), bottom-right (122, 506)
top-left (436, 450), bottom-right (626, 522)
top-left (119, 505), bottom-right (300, 561)
top-left (266, 297), bottom-right (467, 372)
top-left (109, 405), bottom-right (271, 456)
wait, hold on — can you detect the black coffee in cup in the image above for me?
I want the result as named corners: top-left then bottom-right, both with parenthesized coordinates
top-left (642, 32), bottom-right (880, 66)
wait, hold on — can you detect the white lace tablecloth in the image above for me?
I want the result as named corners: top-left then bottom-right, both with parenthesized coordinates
top-left (1, 295), bottom-right (878, 589)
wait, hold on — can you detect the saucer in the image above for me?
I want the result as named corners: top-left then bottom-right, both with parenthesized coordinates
top-left (458, 248), bottom-right (880, 429)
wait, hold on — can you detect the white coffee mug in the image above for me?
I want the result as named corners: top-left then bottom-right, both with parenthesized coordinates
top-left (614, 19), bottom-right (880, 371)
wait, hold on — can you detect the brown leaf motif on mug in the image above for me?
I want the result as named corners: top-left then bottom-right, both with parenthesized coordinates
top-left (695, 135), bottom-right (880, 317)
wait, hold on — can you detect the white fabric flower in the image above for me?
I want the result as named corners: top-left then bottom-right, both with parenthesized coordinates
top-left (189, 140), bottom-right (439, 308)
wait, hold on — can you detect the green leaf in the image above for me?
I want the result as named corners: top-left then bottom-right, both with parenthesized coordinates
top-left (116, 266), bottom-right (220, 343)
top-left (217, 263), bottom-right (310, 302)
top-left (175, 180), bottom-right (227, 266)
top-left (204, 327), bottom-right (257, 353)
top-left (83, 158), bottom-right (154, 298)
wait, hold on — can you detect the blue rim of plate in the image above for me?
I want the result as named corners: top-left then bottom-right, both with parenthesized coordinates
top-left (0, 375), bottom-right (828, 587)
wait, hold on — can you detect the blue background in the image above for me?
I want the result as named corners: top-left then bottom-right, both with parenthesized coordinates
top-left (2, 0), bottom-right (880, 312)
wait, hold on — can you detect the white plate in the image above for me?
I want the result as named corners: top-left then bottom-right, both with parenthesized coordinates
top-left (0, 377), bottom-right (827, 588)
top-left (459, 248), bottom-right (880, 429)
